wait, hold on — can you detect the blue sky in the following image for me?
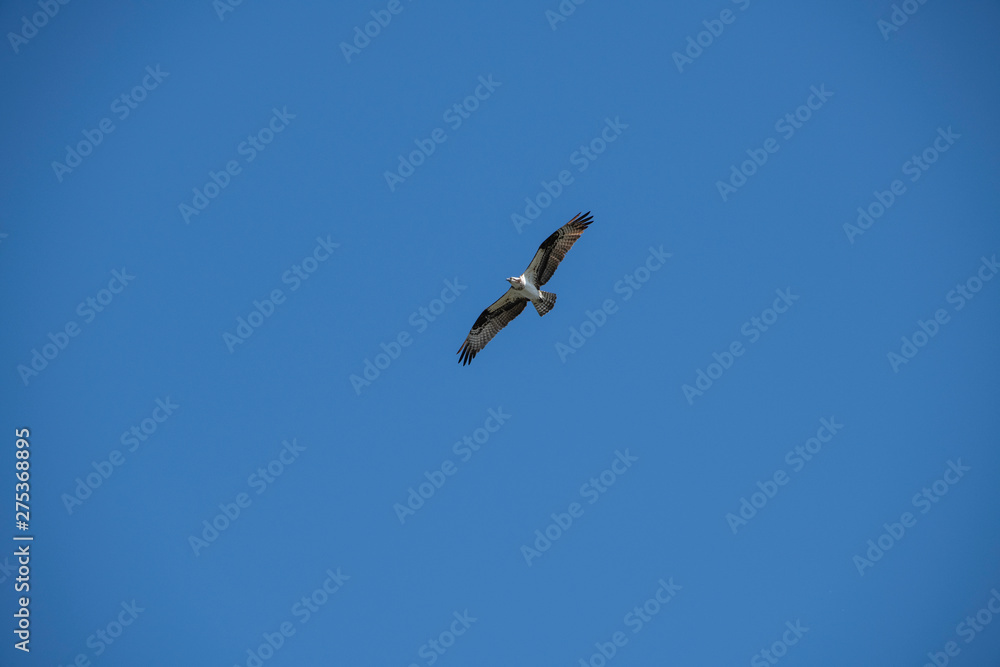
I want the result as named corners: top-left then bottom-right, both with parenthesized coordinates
top-left (2, 0), bottom-right (999, 665)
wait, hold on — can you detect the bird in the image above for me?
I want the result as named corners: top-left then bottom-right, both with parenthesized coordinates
top-left (457, 212), bottom-right (593, 365)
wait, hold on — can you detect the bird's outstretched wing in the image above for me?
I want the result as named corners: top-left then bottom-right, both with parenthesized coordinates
top-left (524, 211), bottom-right (594, 287)
top-left (457, 288), bottom-right (528, 365)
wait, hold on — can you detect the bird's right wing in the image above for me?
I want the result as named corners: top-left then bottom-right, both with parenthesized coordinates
top-left (524, 211), bottom-right (593, 287)
top-left (457, 288), bottom-right (528, 365)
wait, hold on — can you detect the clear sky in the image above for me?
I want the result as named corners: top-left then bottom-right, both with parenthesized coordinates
top-left (2, 1), bottom-right (999, 665)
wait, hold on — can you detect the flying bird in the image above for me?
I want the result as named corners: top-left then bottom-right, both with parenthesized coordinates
top-left (457, 212), bottom-right (593, 365)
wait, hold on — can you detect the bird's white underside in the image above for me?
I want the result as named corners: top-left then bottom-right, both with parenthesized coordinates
top-left (509, 273), bottom-right (542, 303)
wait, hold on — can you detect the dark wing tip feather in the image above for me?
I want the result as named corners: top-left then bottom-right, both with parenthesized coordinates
top-left (457, 293), bottom-right (528, 365)
top-left (571, 211), bottom-right (594, 229)
top-left (457, 340), bottom-right (478, 365)
top-left (528, 211), bottom-right (594, 287)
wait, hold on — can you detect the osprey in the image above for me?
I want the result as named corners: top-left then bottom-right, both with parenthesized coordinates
top-left (457, 212), bottom-right (593, 365)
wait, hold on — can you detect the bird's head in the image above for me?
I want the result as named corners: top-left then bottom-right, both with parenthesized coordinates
top-left (507, 276), bottom-right (523, 289)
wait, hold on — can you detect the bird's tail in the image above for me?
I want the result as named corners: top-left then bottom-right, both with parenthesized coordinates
top-left (534, 291), bottom-right (556, 316)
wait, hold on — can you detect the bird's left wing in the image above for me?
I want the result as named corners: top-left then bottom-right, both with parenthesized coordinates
top-left (457, 288), bottom-right (528, 365)
top-left (524, 211), bottom-right (594, 287)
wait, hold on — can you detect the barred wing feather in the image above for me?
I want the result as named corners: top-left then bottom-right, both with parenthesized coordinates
top-left (457, 289), bottom-right (528, 365)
